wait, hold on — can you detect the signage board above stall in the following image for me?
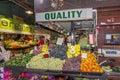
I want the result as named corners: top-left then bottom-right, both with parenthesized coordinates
top-left (0, 17), bottom-right (34, 35)
top-left (35, 8), bottom-right (93, 22)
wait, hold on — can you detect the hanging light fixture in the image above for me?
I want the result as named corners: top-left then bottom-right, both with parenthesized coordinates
top-left (25, 10), bottom-right (33, 14)
top-left (50, 0), bottom-right (64, 9)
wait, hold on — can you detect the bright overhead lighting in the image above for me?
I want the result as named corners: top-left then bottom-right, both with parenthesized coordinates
top-left (25, 10), bottom-right (33, 14)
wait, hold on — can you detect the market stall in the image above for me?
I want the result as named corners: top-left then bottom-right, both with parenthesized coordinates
top-left (0, 16), bottom-right (38, 56)
top-left (0, 0), bottom-right (120, 80)
top-left (0, 8), bottom-right (107, 80)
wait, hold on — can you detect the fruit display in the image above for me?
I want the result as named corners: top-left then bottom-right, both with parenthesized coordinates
top-left (28, 40), bottom-right (38, 46)
top-left (4, 41), bottom-right (29, 48)
top-left (26, 53), bottom-right (65, 70)
top-left (49, 45), bottom-right (67, 60)
top-left (80, 51), bottom-right (104, 73)
top-left (67, 44), bottom-right (81, 58)
top-left (62, 56), bottom-right (81, 71)
top-left (112, 67), bottom-right (120, 72)
top-left (0, 54), bottom-right (33, 67)
top-left (4, 40), bottom-right (37, 49)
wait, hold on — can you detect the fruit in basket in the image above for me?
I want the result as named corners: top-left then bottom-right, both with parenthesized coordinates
top-left (80, 51), bottom-right (104, 73)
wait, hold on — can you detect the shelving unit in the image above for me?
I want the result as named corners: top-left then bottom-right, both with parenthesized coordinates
top-left (4, 66), bottom-right (120, 80)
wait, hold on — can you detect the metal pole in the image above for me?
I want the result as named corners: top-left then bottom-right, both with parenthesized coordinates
top-left (71, 22), bottom-right (75, 45)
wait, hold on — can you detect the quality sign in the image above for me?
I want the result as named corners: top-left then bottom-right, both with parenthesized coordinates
top-left (35, 8), bottom-right (93, 22)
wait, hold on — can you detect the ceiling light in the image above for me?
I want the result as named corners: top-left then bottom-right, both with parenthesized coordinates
top-left (25, 10), bottom-right (33, 14)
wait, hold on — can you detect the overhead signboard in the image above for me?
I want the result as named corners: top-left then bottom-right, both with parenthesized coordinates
top-left (0, 17), bottom-right (34, 35)
top-left (35, 8), bottom-right (93, 22)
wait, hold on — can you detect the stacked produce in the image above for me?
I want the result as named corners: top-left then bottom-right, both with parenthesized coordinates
top-left (28, 40), bottom-right (38, 46)
top-left (80, 51), bottom-right (104, 73)
top-left (26, 53), bottom-right (65, 70)
top-left (62, 56), bottom-right (81, 71)
top-left (4, 40), bottom-right (37, 48)
top-left (49, 45), bottom-right (67, 60)
top-left (0, 54), bottom-right (33, 67)
top-left (9, 42), bottom-right (21, 48)
top-left (67, 44), bottom-right (81, 58)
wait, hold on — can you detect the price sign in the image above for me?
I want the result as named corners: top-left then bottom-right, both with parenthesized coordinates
top-left (71, 46), bottom-right (75, 54)
top-left (82, 53), bottom-right (87, 58)
top-left (42, 45), bottom-right (48, 52)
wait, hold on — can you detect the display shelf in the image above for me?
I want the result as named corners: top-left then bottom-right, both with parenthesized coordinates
top-left (4, 66), bottom-right (120, 79)
top-left (4, 66), bottom-right (105, 79)
top-left (5, 46), bottom-right (31, 54)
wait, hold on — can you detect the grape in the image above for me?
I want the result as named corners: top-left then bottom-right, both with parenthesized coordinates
top-left (49, 45), bottom-right (67, 60)
top-left (26, 55), bottom-right (65, 70)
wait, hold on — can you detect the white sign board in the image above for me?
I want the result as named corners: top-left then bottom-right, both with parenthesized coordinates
top-left (102, 49), bottom-right (120, 57)
top-left (35, 8), bottom-right (93, 22)
top-left (56, 38), bottom-right (64, 45)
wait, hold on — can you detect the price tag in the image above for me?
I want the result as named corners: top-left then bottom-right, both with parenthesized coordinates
top-left (42, 45), bottom-right (48, 52)
top-left (82, 53), bottom-right (87, 58)
top-left (71, 46), bottom-right (75, 54)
